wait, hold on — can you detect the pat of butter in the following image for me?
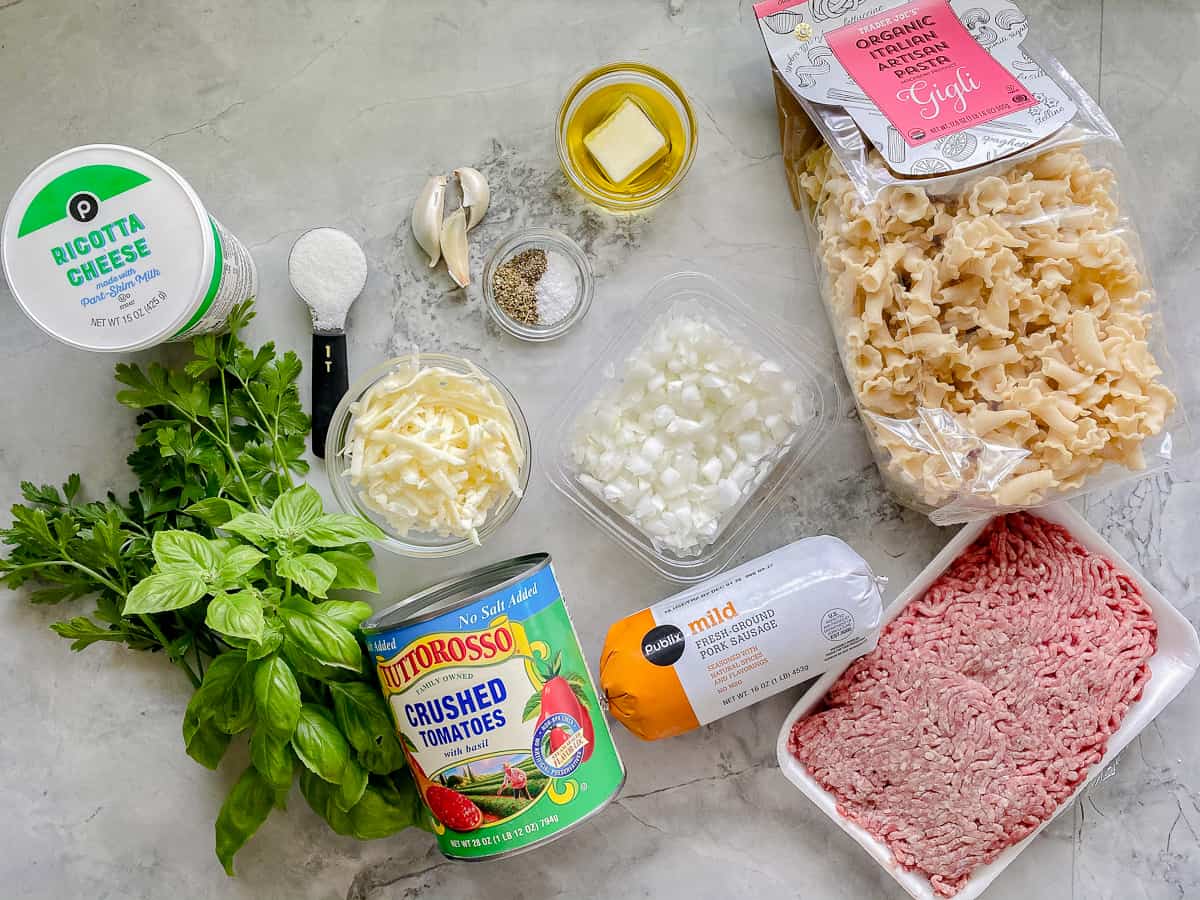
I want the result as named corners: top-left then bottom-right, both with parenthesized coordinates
top-left (583, 98), bottom-right (668, 185)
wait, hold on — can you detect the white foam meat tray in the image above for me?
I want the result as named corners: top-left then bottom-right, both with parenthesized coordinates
top-left (776, 503), bottom-right (1200, 900)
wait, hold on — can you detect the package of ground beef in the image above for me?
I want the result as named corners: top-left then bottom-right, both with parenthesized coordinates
top-left (776, 505), bottom-right (1200, 900)
top-left (756, 0), bottom-right (1179, 524)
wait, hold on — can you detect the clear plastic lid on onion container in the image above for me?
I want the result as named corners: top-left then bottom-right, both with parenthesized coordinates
top-left (542, 272), bottom-right (841, 582)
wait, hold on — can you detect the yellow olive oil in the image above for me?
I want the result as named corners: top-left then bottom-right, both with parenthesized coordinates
top-left (564, 80), bottom-right (689, 204)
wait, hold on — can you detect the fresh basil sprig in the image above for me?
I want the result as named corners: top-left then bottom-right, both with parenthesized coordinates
top-left (0, 303), bottom-right (424, 874)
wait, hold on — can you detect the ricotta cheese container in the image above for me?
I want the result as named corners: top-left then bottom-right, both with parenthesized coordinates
top-left (1, 144), bottom-right (256, 351)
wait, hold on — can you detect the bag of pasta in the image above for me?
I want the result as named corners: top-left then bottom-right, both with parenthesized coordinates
top-left (757, 0), bottom-right (1179, 523)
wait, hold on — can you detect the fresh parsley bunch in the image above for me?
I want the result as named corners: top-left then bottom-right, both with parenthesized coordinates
top-left (0, 303), bottom-right (424, 873)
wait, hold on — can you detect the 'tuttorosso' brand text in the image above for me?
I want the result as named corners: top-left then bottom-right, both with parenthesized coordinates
top-left (377, 623), bottom-right (516, 691)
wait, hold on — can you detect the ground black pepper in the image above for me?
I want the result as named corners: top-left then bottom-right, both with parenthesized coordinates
top-left (492, 248), bottom-right (547, 325)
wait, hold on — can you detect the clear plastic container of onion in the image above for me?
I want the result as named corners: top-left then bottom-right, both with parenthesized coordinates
top-left (325, 354), bottom-right (531, 558)
top-left (542, 273), bottom-right (841, 583)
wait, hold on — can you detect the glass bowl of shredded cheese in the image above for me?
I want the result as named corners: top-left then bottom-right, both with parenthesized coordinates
top-left (325, 354), bottom-right (531, 557)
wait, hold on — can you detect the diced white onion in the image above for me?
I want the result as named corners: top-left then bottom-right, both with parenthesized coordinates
top-left (568, 312), bottom-right (809, 554)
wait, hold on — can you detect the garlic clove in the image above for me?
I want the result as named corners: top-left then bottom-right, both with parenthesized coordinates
top-left (412, 175), bottom-right (447, 267)
top-left (453, 166), bottom-right (490, 231)
top-left (441, 206), bottom-right (470, 288)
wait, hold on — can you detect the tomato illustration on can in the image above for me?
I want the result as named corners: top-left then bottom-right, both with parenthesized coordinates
top-left (362, 554), bottom-right (624, 860)
top-left (527, 669), bottom-right (596, 766)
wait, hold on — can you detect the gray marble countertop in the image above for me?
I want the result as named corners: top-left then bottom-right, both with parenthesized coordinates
top-left (2, 1), bottom-right (1198, 898)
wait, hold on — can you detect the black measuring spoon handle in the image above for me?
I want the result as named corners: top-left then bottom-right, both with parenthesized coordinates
top-left (312, 332), bottom-right (349, 459)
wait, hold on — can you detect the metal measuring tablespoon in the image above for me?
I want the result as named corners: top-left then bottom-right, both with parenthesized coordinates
top-left (288, 227), bottom-right (368, 458)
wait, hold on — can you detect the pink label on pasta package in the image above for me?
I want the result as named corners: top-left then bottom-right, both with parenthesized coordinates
top-left (825, 0), bottom-right (1036, 147)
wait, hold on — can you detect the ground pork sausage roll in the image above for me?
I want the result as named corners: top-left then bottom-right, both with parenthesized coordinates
top-left (601, 537), bottom-right (884, 740)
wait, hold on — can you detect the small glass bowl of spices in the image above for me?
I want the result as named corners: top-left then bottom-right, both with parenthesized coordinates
top-left (482, 228), bottom-right (594, 341)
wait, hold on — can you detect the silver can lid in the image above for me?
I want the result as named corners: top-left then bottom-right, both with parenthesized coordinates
top-left (362, 553), bottom-right (550, 633)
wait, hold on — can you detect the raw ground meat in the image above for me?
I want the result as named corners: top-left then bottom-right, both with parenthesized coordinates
top-left (789, 512), bottom-right (1157, 897)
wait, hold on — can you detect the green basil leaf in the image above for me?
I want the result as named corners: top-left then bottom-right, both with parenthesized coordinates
top-left (360, 742), bottom-right (407, 777)
top-left (246, 622), bottom-right (284, 661)
top-left (336, 758), bottom-right (369, 811)
top-left (123, 571), bottom-right (207, 614)
top-left (206, 591), bottom-right (266, 643)
top-left (315, 600), bottom-right (375, 631)
top-left (215, 766), bottom-right (275, 876)
top-left (222, 511), bottom-right (276, 547)
top-left (250, 730), bottom-right (296, 791)
top-left (192, 653), bottom-right (243, 703)
top-left (340, 542), bottom-right (374, 561)
top-left (253, 656), bottom-right (301, 738)
top-left (198, 652), bottom-right (257, 735)
top-left (320, 551), bottom-right (379, 593)
top-left (299, 770), bottom-right (355, 837)
top-left (281, 636), bottom-right (355, 683)
top-left (152, 530), bottom-right (221, 574)
top-left (216, 545), bottom-right (266, 585)
top-left (304, 514), bottom-right (385, 548)
top-left (329, 682), bottom-right (405, 775)
top-left (182, 691), bottom-right (207, 744)
top-left (183, 697), bottom-right (232, 770)
top-left (215, 674), bottom-right (258, 735)
top-left (357, 777), bottom-right (424, 838)
top-left (300, 772), bottom-right (421, 840)
top-left (270, 485), bottom-right (324, 538)
top-left (182, 655), bottom-right (253, 767)
top-left (277, 553), bottom-right (337, 599)
top-left (280, 606), bottom-right (362, 671)
top-left (292, 704), bottom-right (351, 783)
top-left (184, 497), bottom-right (247, 527)
top-left (209, 537), bottom-right (240, 556)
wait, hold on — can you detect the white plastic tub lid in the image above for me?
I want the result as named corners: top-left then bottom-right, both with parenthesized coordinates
top-left (1, 144), bottom-right (216, 351)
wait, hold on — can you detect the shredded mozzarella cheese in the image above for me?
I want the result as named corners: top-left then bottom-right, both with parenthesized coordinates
top-left (343, 360), bottom-right (524, 544)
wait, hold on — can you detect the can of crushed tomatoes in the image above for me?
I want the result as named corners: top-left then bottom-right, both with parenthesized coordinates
top-left (361, 554), bottom-right (624, 860)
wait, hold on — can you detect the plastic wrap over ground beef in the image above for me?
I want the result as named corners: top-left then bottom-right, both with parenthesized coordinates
top-left (788, 512), bottom-right (1157, 897)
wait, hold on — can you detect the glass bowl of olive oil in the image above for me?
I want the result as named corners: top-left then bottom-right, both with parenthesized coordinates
top-left (557, 62), bottom-right (697, 212)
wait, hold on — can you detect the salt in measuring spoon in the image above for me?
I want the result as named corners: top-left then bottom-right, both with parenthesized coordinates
top-left (288, 227), bottom-right (368, 458)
